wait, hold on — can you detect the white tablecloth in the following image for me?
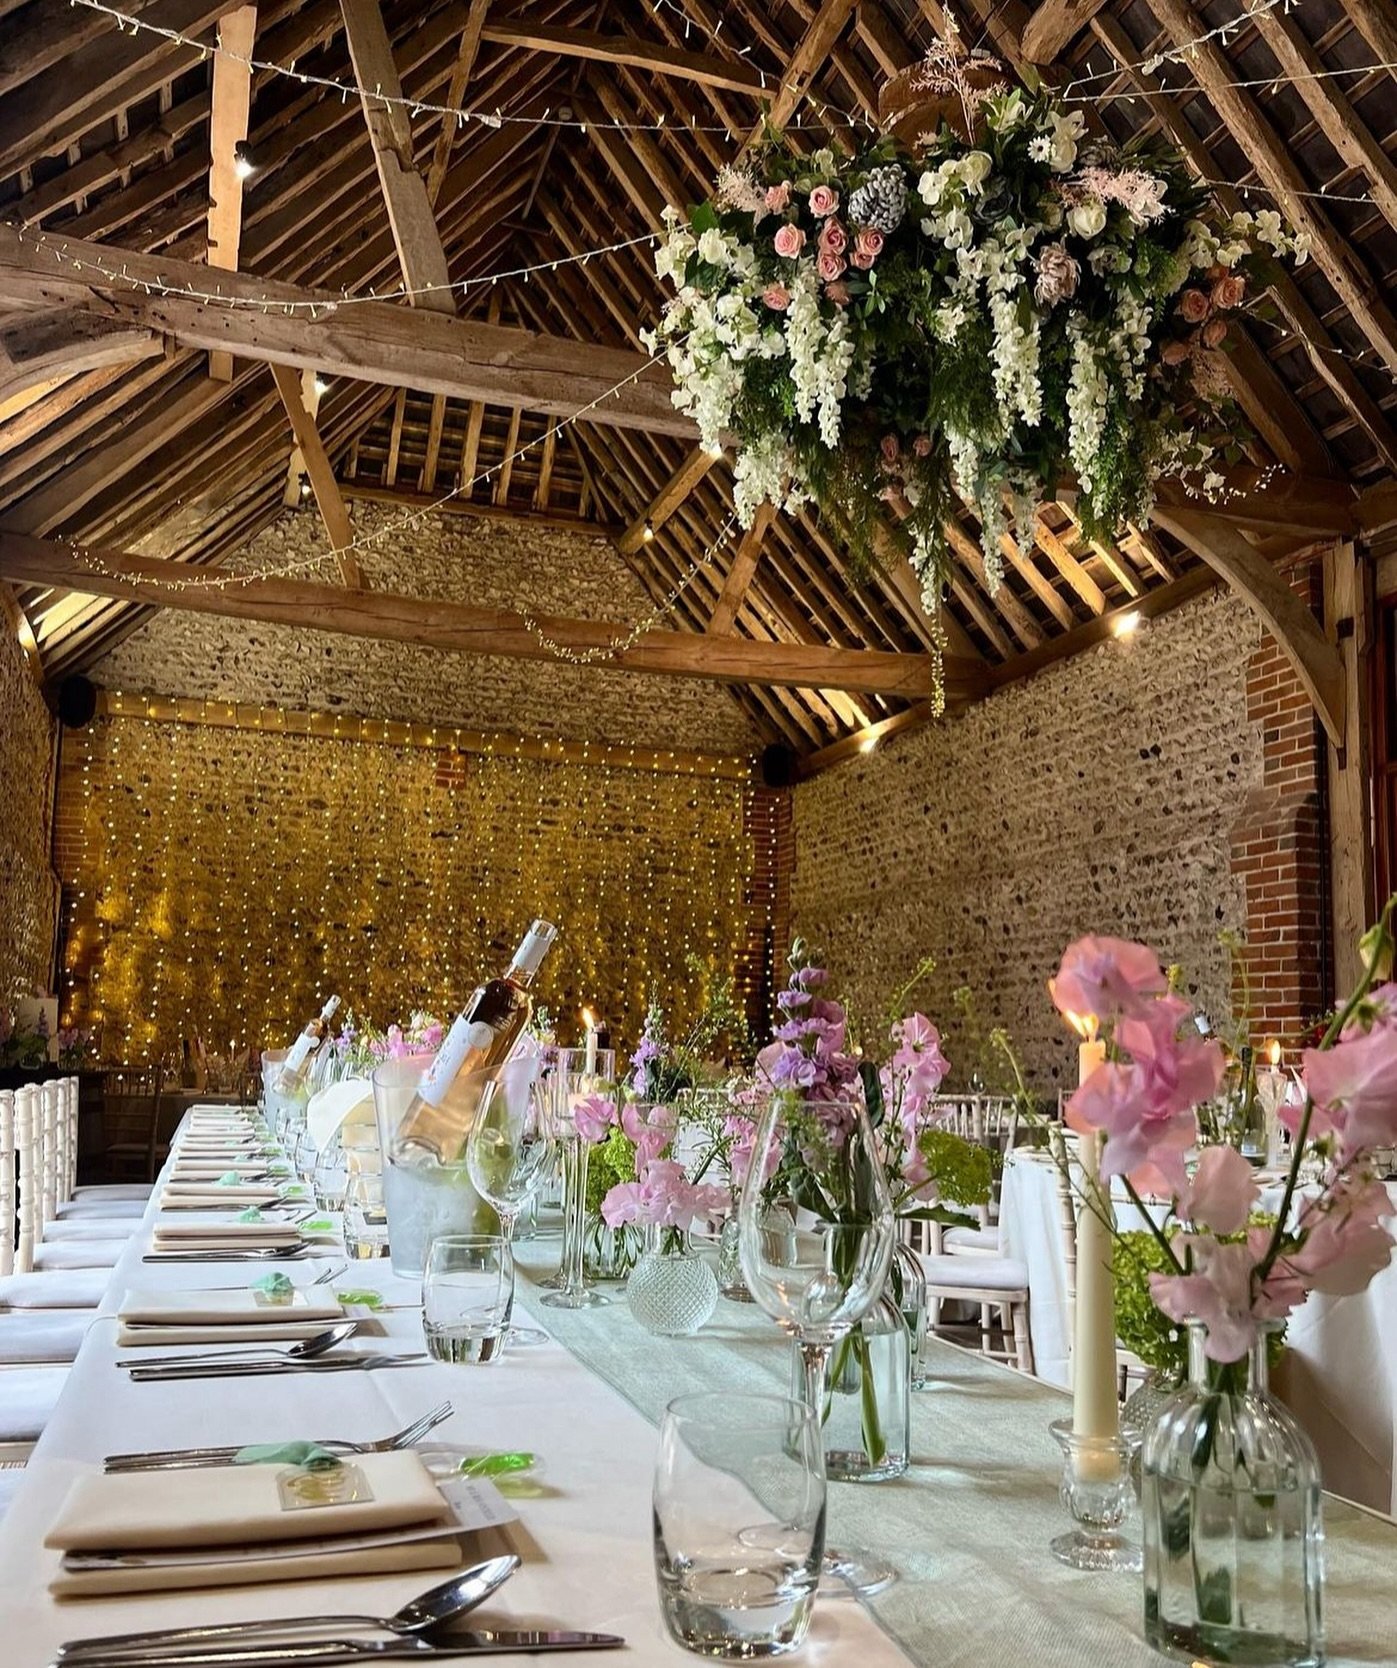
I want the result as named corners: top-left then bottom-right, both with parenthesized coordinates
top-left (999, 1146), bottom-right (1397, 1513)
top-left (0, 1111), bottom-right (911, 1667)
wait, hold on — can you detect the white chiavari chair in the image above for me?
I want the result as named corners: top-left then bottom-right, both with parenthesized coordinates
top-left (0, 1091), bottom-right (14, 1280)
top-left (38, 1082), bottom-right (60, 1233)
top-left (12, 1087), bottom-right (37, 1277)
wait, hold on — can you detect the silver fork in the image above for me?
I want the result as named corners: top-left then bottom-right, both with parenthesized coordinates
top-left (102, 1400), bottom-right (453, 1471)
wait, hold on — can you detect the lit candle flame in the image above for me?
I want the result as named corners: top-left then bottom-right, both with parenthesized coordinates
top-left (1268, 1039), bottom-right (1281, 1068)
top-left (1061, 1008), bottom-right (1099, 1044)
top-left (580, 1006), bottom-right (598, 1032)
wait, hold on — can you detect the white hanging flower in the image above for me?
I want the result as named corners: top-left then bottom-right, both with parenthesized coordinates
top-left (697, 227), bottom-right (729, 267)
top-left (1047, 110), bottom-right (1085, 172)
top-left (958, 152), bottom-right (993, 193)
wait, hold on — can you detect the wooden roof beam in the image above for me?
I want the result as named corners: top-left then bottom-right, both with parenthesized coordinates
top-left (480, 20), bottom-right (770, 96)
top-left (0, 531), bottom-right (978, 701)
top-left (1143, 0), bottom-right (1397, 379)
top-left (1021, 0), bottom-right (1110, 63)
top-left (0, 226), bottom-right (692, 436)
top-left (425, 0), bottom-right (492, 206)
top-left (745, 0), bottom-right (857, 140)
top-left (1153, 505), bottom-right (1345, 746)
top-left (0, 307), bottom-right (162, 404)
top-left (709, 504), bottom-right (777, 634)
top-left (340, 0), bottom-right (456, 315)
top-left (616, 445), bottom-right (720, 554)
top-left (269, 361), bottom-right (362, 586)
top-left (205, 4), bottom-right (258, 381)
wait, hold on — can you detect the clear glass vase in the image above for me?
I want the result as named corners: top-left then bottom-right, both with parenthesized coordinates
top-left (795, 1290), bottom-right (910, 1483)
top-left (889, 1240), bottom-right (928, 1390)
top-left (1142, 1322), bottom-right (1324, 1667)
top-left (583, 1212), bottom-right (644, 1283)
top-left (717, 1214), bottom-right (753, 1301)
top-left (626, 1228), bottom-right (719, 1336)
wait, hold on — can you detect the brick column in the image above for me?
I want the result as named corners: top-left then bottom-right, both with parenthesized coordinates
top-left (1229, 563), bottom-right (1330, 1050)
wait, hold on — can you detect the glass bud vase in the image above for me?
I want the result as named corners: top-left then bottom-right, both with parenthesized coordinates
top-left (889, 1240), bottom-right (928, 1390)
top-left (583, 1212), bottom-right (644, 1283)
top-left (795, 1290), bottom-right (910, 1483)
top-left (717, 1214), bottom-right (752, 1302)
top-left (626, 1227), bottom-right (719, 1336)
top-left (1142, 1322), bottom-right (1324, 1668)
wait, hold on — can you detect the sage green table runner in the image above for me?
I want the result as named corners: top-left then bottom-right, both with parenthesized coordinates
top-left (519, 1252), bottom-right (1396, 1668)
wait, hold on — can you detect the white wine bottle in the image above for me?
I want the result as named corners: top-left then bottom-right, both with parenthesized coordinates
top-left (276, 994), bottom-right (341, 1093)
top-left (394, 921), bottom-right (558, 1165)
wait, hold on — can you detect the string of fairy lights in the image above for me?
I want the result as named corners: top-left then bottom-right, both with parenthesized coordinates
top-left (57, 707), bottom-right (764, 1060)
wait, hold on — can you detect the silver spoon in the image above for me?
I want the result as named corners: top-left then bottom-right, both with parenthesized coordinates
top-left (55, 1555), bottom-right (522, 1661)
top-left (119, 1320), bottom-right (359, 1370)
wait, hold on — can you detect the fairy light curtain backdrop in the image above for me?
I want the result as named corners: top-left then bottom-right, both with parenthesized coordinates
top-left (53, 707), bottom-right (776, 1065)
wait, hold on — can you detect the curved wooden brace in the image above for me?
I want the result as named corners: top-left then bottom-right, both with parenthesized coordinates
top-left (1152, 505), bottom-right (1346, 747)
top-left (0, 306), bottom-right (161, 405)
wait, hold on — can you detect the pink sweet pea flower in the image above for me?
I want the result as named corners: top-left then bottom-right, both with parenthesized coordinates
top-left (621, 1101), bottom-right (677, 1167)
top-left (773, 224), bottom-right (805, 258)
top-left (1050, 936), bottom-right (1168, 1026)
top-left (573, 1094), bottom-right (617, 1143)
top-left (1302, 1026), bottom-right (1397, 1158)
top-left (1150, 1237), bottom-right (1261, 1363)
top-left (809, 184), bottom-right (839, 217)
top-left (1277, 1173), bottom-right (1397, 1296)
top-left (1177, 1143), bottom-right (1259, 1236)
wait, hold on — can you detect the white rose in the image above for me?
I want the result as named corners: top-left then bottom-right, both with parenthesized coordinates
top-left (959, 151), bottom-right (993, 192)
top-left (697, 227), bottom-right (728, 266)
top-left (1067, 199), bottom-right (1107, 239)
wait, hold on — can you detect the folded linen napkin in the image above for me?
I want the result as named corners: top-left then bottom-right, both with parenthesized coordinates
top-left (152, 1222), bottom-right (303, 1244)
top-left (46, 1449), bottom-right (449, 1554)
top-left (160, 1188), bottom-right (284, 1208)
top-left (118, 1287), bottom-right (344, 1326)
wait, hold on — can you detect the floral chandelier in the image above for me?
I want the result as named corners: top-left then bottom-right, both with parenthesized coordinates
top-left (647, 45), bottom-right (1308, 672)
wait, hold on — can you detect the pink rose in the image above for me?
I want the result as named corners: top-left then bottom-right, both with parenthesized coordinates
top-left (762, 283), bottom-right (791, 311)
top-left (817, 249), bottom-right (846, 282)
top-left (765, 181), bottom-right (791, 212)
top-left (824, 280), bottom-right (850, 305)
top-left (1050, 936), bottom-right (1168, 1026)
top-left (1201, 317), bottom-right (1228, 349)
top-left (1211, 274), bottom-right (1246, 310)
top-left (817, 217), bottom-right (847, 256)
top-left (1161, 337), bottom-right (1192, 367)
top-left (1179, 288), bottom-right (1211, 324)
top-left (809, 184), bottom-right (839, 217)
top-left (853, 227), bottom-right (884, 264)
top-left (772, 223), bottom-right (805, 259)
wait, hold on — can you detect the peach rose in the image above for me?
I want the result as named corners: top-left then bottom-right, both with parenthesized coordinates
top-left (1211, 274), bottom-right (1246, 310)
top-left (809, 184), bottom-right (839, 217)
top-left (773, 223), bottom-right (806, 259)
top-left (765, 181), bottom-right (791, 212)
top-left (1178, 288), bottom-right (1211, 324)
top-left (818, 217), bottom-right (847, 256)
top-left (762, 283), bottom-right (791, 311)
top-left (853, 228), bottom-right (884, 266)
top-left (817, 250), bottom-right (846, 282)
top-left (824, 280), bottom-right (851, 305)
top-left (1202, 316), bottom-right (1229, 349)
top-left (1161, 338), bottom-right (1193, 367)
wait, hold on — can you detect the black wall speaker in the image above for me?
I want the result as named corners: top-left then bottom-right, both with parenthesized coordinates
top-left (56, 675), bottom-right (98, 729)
top-left (759, 742), bottom-right (798, 788)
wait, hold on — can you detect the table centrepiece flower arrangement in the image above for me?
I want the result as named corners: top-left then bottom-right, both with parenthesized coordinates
top-left (648, 43), bottom-right (1309, 664)
top-left (1043, 910), bottom-right (1397, 1666)
top-left (747, 940), bottom-right (992, 1480)
top-left (0, 1001), bottom-right (51, 1071)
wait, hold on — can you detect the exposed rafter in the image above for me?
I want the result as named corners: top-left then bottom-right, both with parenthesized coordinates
top-left (205, 4), bottom-right (257, 381)
top-left (269, 362), bottom-right (362, 587)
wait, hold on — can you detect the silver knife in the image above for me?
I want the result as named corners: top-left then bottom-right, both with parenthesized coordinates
top-left (128, 1355), bottom-right (429, 1381)
top-left (50, 1631), bottom-right (626, 1664)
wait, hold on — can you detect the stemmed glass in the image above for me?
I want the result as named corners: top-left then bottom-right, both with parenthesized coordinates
top-left (538, 1046), bottom-right (615, 1309)
top-left (737, 1091), bottom-right (898, 1597)
top-left (466, 1059), bottom-right (555, 1343)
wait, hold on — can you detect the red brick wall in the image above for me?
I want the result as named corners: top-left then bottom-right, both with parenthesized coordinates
top-left (1229, 561), bottom-right (1330, 1050)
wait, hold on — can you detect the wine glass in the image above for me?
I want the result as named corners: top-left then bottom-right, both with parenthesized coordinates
top-left (466, 1057), bottom-right (554, 1342)
top-left (737, 1091), bottom-right (898, 1597)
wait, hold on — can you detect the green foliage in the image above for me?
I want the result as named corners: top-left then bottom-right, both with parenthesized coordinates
top-left (585, 1126), bottom-right (637, 1216)
top-left (916, 1128), bottom-right (994, 1209)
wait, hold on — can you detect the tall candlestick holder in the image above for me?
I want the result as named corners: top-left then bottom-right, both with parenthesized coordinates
top-left (538, 1045), bottom-right (615, 1311)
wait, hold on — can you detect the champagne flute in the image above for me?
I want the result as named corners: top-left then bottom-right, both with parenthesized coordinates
top-left (737, 1090), bottom-right (898, 1597)
top-left (467, 1058), bottom-right (554, 1343)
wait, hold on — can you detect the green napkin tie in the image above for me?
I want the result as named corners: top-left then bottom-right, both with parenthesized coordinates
top-left (299, 1215), bottom-right (335, 1234)
top-left (458, 1451), bottom-right (536, 1478)
top-left (215, 1171), bottom-right (243, 1186)
top-left (250, 1272), bottom-right (293, 1299)
top-left (236, 1207), bottom-right (265, 1224)
top-left (233, 1441), bottom-right (341, 1470)
top-left (334, 1288), bottom-right (384, 1309)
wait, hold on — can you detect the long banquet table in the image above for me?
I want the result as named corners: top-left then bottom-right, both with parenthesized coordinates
top-left (2, 1111), bottom-right (1395, 1668)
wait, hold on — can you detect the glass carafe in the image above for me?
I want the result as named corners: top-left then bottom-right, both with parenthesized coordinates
top-left (1142, 1322), bottom-right (1324, 1667)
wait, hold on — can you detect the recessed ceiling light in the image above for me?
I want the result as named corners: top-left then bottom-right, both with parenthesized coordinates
top-left (1111, 609), bottom-right (1142, 638)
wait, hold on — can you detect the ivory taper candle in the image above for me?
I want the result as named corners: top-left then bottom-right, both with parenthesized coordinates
top-left (1072, 1030), bottom-right (1120, 1466)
